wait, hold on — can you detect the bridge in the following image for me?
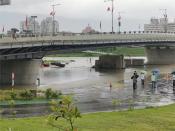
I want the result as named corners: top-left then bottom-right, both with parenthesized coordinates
top-left (0, 33), bottom-right (175, 86)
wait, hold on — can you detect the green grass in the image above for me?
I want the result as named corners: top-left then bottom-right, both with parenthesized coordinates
top-left (0, 99), bottom-right (54, 106)
top-left (48, 47), bottom-right (145, 57)
top-left (1, 104), bottom-right (175, 131)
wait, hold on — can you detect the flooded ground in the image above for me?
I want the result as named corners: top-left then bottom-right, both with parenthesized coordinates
top-left (40, 57), bottom-right (175, 112)
top-left (1, 57), bottom-right (175, 117)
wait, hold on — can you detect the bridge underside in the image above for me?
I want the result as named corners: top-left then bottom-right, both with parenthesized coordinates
top-left (0, 41), bottom-right (175, 86)
top-left (0, 59), bottom-right (41, 86)
top-left (145, 46), bottom-right (175, 65)
top-left (0, 40), bottom-right (175, 60)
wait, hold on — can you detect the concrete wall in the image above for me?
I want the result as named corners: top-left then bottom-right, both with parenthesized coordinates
top-left (145, 47), bottom-right (175, 65)
top-left (0, 59), bottom-right (41, 86)
top-left (125, 59), bottom-right (144, 67)
top-left (95, 55), bottom-right (125, 69)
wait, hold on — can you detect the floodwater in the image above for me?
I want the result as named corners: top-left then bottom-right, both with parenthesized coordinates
top-left (2, 57), bottom-right (175, 117)
top-left (40, 57), bottom-right (175, 112)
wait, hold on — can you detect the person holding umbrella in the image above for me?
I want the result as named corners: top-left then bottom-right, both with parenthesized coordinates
top-left (151, 68), bottom-right (160, 88)
top-left (151, 72), bottom-right (157, 88)
top-left (11, 28), bottom-right (19, 40)
top-left (131, 71), bottom-right (139, 90)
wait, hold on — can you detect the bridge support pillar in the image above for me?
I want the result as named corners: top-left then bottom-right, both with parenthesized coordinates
top-left (0, 59), bottom-right (41, 86)
top-left (145, 47), bottom-right (175, 65)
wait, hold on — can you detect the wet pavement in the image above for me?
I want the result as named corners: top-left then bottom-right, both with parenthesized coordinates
top-left (1, 57), bottom-right (175, 117)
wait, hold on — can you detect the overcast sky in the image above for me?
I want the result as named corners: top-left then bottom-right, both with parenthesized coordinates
top-left (0, 0), bottom-right (175, 32)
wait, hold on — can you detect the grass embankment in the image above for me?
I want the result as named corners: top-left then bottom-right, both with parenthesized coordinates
top-left (48, 47), bottom-right (145, 57)
top-left (1, 104), bottom-right (175, 131)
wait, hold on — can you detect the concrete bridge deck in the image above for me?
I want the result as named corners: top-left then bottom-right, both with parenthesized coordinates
top-left (0, 33), bottom-right (174, 60)
top-left (0, 33), bottom-right (175, 47)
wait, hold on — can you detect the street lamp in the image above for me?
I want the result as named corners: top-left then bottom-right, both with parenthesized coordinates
top-left (51, 3), bottom-right (61, 36)
top-left (31, 16), bottom-right (37, 36)
top-left (105, 0), bottom-right (114, 34)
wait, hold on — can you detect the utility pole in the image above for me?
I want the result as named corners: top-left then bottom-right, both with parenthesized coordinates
top-left (118, 12), bottom-right (121, 33)
top-left (111, 0), bottom-right (114, 34)
top-left (138, 24), bottom-right (141, 32)
top-left (117, 11), bottom-right (125, 33)
top-left (160, 9), bottom-right (168, 33)
top-left (31, 16), bottom-right (37, 36)
top-left (51, 3), bottom-right (60, 36)
top-left (105, 0), bottom-right (115, 34)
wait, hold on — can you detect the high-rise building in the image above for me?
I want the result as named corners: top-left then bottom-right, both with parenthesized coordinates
top-left (40, 17), bottom-right (59, 36)
top-left (20, 16), bottom-right (40, 34)
top-left (144, 17), bottom-right (175, 33)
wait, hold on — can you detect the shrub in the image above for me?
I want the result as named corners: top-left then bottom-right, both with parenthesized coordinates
top-left (45, 88), bottom-right (53, 99)
top-left (52, 91), bottom-right (62, 99)
top-left (20, 90), bottom-right (33, 100)
top-left (10, 92), bottom-right (17, 100)
top-left (45, 88), bottom-right (62, 99)
top-left (50, 96), bottom-right (81, 131)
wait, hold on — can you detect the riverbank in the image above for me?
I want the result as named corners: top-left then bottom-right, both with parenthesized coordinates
top-left (48, 47), bottom-right (145, 57)
top-left (1, 104), bottom-right (175, 131)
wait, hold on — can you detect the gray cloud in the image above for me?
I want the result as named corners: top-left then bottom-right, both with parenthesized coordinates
top-left (0, 0), bottom-right (175, 32)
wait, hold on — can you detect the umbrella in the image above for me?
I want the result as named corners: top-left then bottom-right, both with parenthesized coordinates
top-left (141, 70), bottom-right (147, 74)
top-left (152, 68), bottom-right (160, 74)
top-left (11, 28), bottom-right (19, 33)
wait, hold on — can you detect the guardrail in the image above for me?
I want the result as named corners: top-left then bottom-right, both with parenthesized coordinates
top-left (0, 33), bottom-right (175, 49)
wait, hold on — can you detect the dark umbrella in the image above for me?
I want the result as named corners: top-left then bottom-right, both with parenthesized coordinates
top-left (11, 28), bottom-right (19, 33)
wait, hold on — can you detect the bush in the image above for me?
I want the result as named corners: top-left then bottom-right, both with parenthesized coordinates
top-left (51, 91), bottom-right (62, 99)
top-left (20, 90), bottom-right (33, 100)
top-left (10, 92), bottom-right (17, 100)
top-left (45, 88), bottom-right (53, 99)
top-left (50, 96), bottom-right (81, 131)
top-left (45, 88), bottom-right (62, 99)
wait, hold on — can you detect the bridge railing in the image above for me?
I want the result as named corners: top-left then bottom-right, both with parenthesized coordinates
top-left (0, 33), bottom-right (175, 48)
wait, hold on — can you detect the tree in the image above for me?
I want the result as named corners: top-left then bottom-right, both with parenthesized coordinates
top-left (50, 96), bottom-right (81, 131)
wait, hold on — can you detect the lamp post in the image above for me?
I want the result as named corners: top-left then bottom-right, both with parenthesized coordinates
top-left (31, 16), bottom-right (37, 36)
top-left (105, 0), bottom-right (114, 33)
top-left (51, 3), bottom-right (60, 36)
